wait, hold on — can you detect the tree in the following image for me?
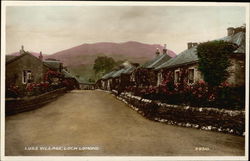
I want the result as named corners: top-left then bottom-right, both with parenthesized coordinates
top-left (197, 40), bottom-right (238, 87)
top-left (93, 56), bottom-right (116, 76)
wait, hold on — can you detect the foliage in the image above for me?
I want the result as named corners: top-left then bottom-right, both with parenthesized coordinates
top-left (134, 68), bottom-right (157, 87)
top-left (196, 40), bottom-right (238, 87)
top-left (44, 70), bottom-right (63, 83)
top-left (93, 56), bottom-right (116, 76)
top-left (124, 80), bottom-right (244, 110)
top-left (6, 69), bottom-right (79, 98)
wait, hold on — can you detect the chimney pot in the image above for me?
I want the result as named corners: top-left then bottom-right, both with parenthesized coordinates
top-left (39, 51), bottom-right (43, 61)
top-left (155, 48), bottom-right (160, 56)
top-left (227, 27), bottom-right (235, 36)
top-left (20, 45), bottom-right (25, 55)
top-left (192, 43), bottom-right (198, 47)
top-left (163, 44), bottom-right (167, 54)
top-left (187, 42), bottom-right (193, 49)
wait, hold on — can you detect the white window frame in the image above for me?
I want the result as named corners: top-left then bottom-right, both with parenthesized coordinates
top-left (174, 69), bottom-right (180, 84)
top-left (157, 71), bottom-right (163, 86)
top-left (188, 68), bottom-right (195, 85)
top-left (22, 70), bottom-right (32, 84)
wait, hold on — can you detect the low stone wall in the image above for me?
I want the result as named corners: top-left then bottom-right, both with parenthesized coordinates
top-left (5, 88), bottom-right (67, 116)
top-left (113, 91), bottom-right (245, 136)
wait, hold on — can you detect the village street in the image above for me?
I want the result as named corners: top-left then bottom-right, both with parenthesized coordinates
top-left (5, 90), bottom-right (245, 156)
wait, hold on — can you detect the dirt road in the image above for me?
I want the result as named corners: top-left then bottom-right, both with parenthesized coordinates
top-left (5, 90), bottom-right (245, 156)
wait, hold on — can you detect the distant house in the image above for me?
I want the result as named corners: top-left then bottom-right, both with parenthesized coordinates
top-left (155, 26), bottom-right (246, 87)
top-left (62, 69), bottom-right (80, 89)
top-left (79, 81), bottom-right (95, 90)
top-left (99, 70), bottom-right (117, 90)
top-left (120, 63), bottom-right (138, 89)
top-left (6, 46), bottom-right (50, 88)
top-left (96, 61), bottom-right (138, 92)
top-left (43, 58), bottom-right (63, 73)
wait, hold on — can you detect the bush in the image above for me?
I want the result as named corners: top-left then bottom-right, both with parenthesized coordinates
top-left (124, 81), bottom-right (245, 110)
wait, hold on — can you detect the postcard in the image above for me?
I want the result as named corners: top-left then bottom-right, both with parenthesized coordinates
top-left (1, 1), bottom-right (249, 161)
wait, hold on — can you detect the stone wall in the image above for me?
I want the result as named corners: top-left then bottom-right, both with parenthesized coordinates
top-left (5, 88), bottom-right (66, 116)
top-left (113, 91), bottom-right (245, 136)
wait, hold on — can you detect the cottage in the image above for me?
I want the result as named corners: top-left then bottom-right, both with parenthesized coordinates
top-left (133, 44), bottom-right (173, 87)
top-left (155, 26), bottom-right (246, 87)
top-left (77, 77), bottom-right (95, 90)
top-left (62, 69), bottom-right (80, 89)
top-left (6, 46), bottom-right (50, 88)
top-left (100, 70), bottom-right (117, 90)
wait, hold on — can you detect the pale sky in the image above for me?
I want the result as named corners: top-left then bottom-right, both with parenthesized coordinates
top-left (6, 5), bottom-right (246, 55)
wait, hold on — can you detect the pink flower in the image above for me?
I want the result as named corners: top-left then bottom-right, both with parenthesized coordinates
top-left (198, 80), bottom-right (205, 85)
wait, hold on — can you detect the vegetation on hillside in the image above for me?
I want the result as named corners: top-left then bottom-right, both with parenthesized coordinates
top-left (93, 56), bottom-right (125, 80)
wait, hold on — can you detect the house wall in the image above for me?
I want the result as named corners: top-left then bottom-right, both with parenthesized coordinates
top-left (159, 63), bottom-right (203, 86)
top-left (6, 54), bottom-right (49, 88)
top-left (227, 58), bottom-right (245, 86)
top-left (159, 59), bottom-right (245, 87)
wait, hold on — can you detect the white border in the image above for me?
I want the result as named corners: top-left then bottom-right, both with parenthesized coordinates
top-left (1, 1), bottom-right (249, 161)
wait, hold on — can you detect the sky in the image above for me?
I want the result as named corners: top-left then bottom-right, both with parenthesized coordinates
top-left (5, 5), bottom-right (246, 55)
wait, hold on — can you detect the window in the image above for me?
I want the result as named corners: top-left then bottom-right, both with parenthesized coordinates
top-left (130, 72), bottom-right (135, 82)
top-left (188, 69), bottom-right (195, 84)
top-left (157, 72), bottom-right (163, 86)
top-left (174, 70), bottom-right (180, 83)
top-left (22, 70), bottom-right (32, 84)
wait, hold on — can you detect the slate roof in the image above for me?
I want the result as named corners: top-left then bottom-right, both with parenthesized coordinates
top-left (6, 53), bottom-right (31, 64)
top-left (156, 31), bottom-right (246, 70)
top-left (217, 31), bottom-right (245, 54)
top-left (155, 46), bottom-right (198, 70)
top-left (111, 68), bottom-right (126, 78)
top-left (62, 69), bottom-right (81, 83)
top-left (43, 60), bottom-right (61, 70)
top-left (122, 66), bottom-right (136, 74)
top-left (6, 55), bottom-right (17, 62)
top-left (141, 53), bottom-right (171, 69)
top-left (101, 70), bottom-right (117, 80)
top-left (62, 69), bottom-right (75, 78)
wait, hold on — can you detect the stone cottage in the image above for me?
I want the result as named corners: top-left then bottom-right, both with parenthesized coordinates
top-left (155, 26), bottom-right (246, 87)
top-left (133, 44), bottom-right (173, 87)
top-left (6, 46), bottom-right (50, 88)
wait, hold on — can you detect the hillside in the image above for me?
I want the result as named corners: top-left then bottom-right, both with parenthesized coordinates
top-left (48, 41), bottom-right (176, 66)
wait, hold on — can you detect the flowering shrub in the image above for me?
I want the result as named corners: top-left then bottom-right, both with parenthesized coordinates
top-left (124, 80), bottom-right (244, 110)
top-left (44, 70), bottom-right (63, 84)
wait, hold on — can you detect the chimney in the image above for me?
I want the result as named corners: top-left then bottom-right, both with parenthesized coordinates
top-left (227, 27), bottom-right (235, 36)
top-left (163, 44), bottom-right (167, 54)
top-left (39, 51), bottom-right (43, 61)
top-left (19, 45), bottom-right (25, 55)
top-left (192, 43), bottom-right (198, 47)
top-left (187, 42), bottom-right (193, 49)
top-left (155, 48), bottom-right (160, 56)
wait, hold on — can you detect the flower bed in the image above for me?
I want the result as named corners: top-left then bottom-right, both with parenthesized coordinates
top-left (124, 81), bottom-right (245, 110)
top-left (113, 91), bottom-right (245, 136)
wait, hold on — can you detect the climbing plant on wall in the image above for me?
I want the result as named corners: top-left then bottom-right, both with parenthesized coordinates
top-left (196, 40), bottom-right (238, 87)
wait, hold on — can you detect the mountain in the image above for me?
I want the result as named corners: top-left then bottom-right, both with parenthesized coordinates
top-left (48, 41), bottom-right (176, 66)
